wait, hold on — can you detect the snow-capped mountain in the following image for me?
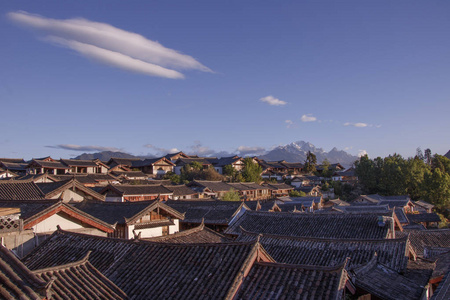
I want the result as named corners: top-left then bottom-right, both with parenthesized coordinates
top-left (259, 141), bottom-right (358, 165)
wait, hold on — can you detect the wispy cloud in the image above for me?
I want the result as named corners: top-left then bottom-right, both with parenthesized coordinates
top-left (301, 114), bottom-right (317, 122)
top-left (8, 11), bottom-right (211, 78)
top-left (344, 122), bottom-right (369, 128)
top-left (144, 144), bottom-right (180, 155)
top-left (260, 95), bottom-right (287, 106)
top-left (46, 144), bottom-right (122, 152)
top-left (285, 120), bottom-right (294, 128)
top-left (236, 146), bottom-right (266, 156)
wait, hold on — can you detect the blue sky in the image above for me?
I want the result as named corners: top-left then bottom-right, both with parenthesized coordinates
top-left (1, 1), bottom-right (449, 160)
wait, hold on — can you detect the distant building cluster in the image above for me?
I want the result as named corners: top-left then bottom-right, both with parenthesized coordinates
top-left (0, 153), bottom-right (448, 299)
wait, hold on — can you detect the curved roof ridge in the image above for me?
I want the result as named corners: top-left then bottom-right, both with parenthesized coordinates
top-left (32, 251), bottom-right (92, 274)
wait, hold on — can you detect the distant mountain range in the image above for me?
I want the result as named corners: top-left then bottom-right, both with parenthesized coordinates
top-left (445, 150), bottom-right (450, 160)
top-left (74, 141), bottom-right (358, 165)
top-left (259, 141), bottom-right (359, 165)
top-left (75, 151), bottom-right (138, 161)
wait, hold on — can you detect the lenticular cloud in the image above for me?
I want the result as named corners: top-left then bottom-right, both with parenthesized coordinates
top-left (8, 11), bottom-right (212, 78)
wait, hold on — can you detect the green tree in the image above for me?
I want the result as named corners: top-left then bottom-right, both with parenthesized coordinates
top-left (163, 171), bottom-right (181, 184)
top-left (241, 157), bottom-right (262, 183)
top-left (304, 151), bottom-right (317, 173)
top-left (421, 168), bottom-right (450, 212)
top-left (289, 190), bottom-right (306, 197)
top-left (222, 188), bottom-right (241, 201)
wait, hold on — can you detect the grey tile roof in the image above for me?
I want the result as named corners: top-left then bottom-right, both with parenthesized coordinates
top-left (143, 223), bottom-right (230, 243)
top-left (102, 184), bottom-right (173, 196)
top-left (351, 255), bottom-right (428, 300)
top-left (190, 180), bottom-right (235, 192)
top-left (23, 229), bottom-right (269, 300)
top-left (30, 160), bottom-right (69, 169)
top-left (431, 270), bottom-right (450, 300)
top-left (236, 230), bottom-right (410, 272)
top-left (399, 229), bottom-right (450, 257)
top-left (225, 210), bottom-right (395, 239)
top-left (407, 213), bottom-right (441, 223)
top-left (163, 184), bottom-right (197, 196)
top-left (236, 261), bottom-right (347, 300)
top-left (164, 200), bottom-right (246, 225)
top-left (0, 200), bottom-right (57, 219)
top-left (75, 200), bottom-right (184, 225)
top-left (0, 245), bottom-right (48, 299)
top-left (33, 252), bottom-right (127, 299)
top-left (0, 181), bottom-right (45, 200)
top-left (60, 159), bottom-right (99, 167)
top-left (334, 205), bottom-right (390, 214)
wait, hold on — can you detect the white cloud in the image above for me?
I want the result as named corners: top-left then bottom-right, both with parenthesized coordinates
top-left (144, 144), bottom-right (180, 155)
top-left (236, 146), bottom-right (266, 156)
top-left (8, 11), bottom-right (211, 78)
top-left (344, 122), bottom-right (369, 128)
top-left (358, 150), bottom-right (368, 157)
top-left (259, 95), bottom-right (287, 106)
top-left (46, 144), bottom-right (121, 152)
top-left (301, 114), bottom-right (317, 122)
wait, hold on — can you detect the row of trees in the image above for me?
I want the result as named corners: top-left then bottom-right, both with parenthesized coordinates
top-left (355, 151), bottom-right (450, 214)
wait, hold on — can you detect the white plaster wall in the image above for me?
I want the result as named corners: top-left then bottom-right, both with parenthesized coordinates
top-left (169, 219), bottom-right (179, 234)
top-left (32, 213), bottom-right (85, 234)
top-left (106, 196), bottom-right (124, 202)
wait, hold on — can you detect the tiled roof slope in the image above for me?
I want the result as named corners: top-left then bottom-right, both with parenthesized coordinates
top-left (0, 200), bottom-right (57, 219)
top-left (398, 229), bottom-right (450, 257)
top-left (34, 252), bottom-right (127, 300)
top-left (225, 210), bottom-right (394, 239)
top-left (144, 223), bottom-right (231, 243)
top-left (106, 240), bottom-right (265, 299)
top-left (236, 262), bottom-right (347, 300)
top-left (0, 246), bottom-right (48, 300)
top-left (23, 229), bottom-right (271, 300)
top-left (0, 181), bottom-right (45, 200)
top-left (165, 200), bottom-right (246, 225)
top-left (23, 230), bottom-right (139, 274)
top-left (351, 255), bottom-right (428, 300)
top-left (236, 230), bottom-right (410, 272)
top-left (431, 270), bottom-right (450, 300)
top-left (103, 184), bottom-right (173, 195)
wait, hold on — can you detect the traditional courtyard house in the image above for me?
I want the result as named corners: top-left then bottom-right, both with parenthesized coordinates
top-left (106, 157), bottom-right (142, 172)
top-left (0, 158), bottom-right (25, 164)
top-left (354, 194), bottom-right (415, 212)
top-left (132, 157), bottom-right (175, 178)
top-left (164, 151), bottom-right (190, 162)
top-left (187, 180), bottom-right (235, 199)
top-left (163, 184), bottom-right (198, 200)
top-left (209, 156), bottom-right (245, 174)
top-left (227, 182), bottom-right (263, 201)
top-left (36, 178), bottom-right (105, 203)
top-left (297, 185), bottom-right (322, 196)
top-left (240, 182), bottom-right (271, 200)
top-left (263, 182), bottom-right (294, 197)
top-left (0, 161), bottom-right (29, 175)
top-left (7, 173), bottom-right (58, 183)
top-left (173, 157), bottom-right (214, 175)
top-left (332, 167), bottom-right (358, 184)
top-left (22, 229), bottom-right (276, 300)
top-left (225, 210), bottom-right (398, 239)
top-left (60, 159), bottom-right (100, 174)
top-left (100, 184), bottom-right (173, 202)
top-left (258, 160), bottom-right (288, 174)
top-left (164, 200), bottom-right (250, 232)
top-left (75, 200), bottom-right (184, 239)
top-left (0, 200), bottom-right (115, 257)
top-left (27, 159), bottom-right (70, 175)
top-left (291, 175), bottom-right (322, 187)
top-left (414, 200), bottom-right (435, 213)
top-left (279, 160), bottom-right (303, 174)
top-left (0, 245), bottom-right (127, 299)
top-left (276, 196), bottom-right (323, 211)
top-left (316, 163), bottom-right (345, 176)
